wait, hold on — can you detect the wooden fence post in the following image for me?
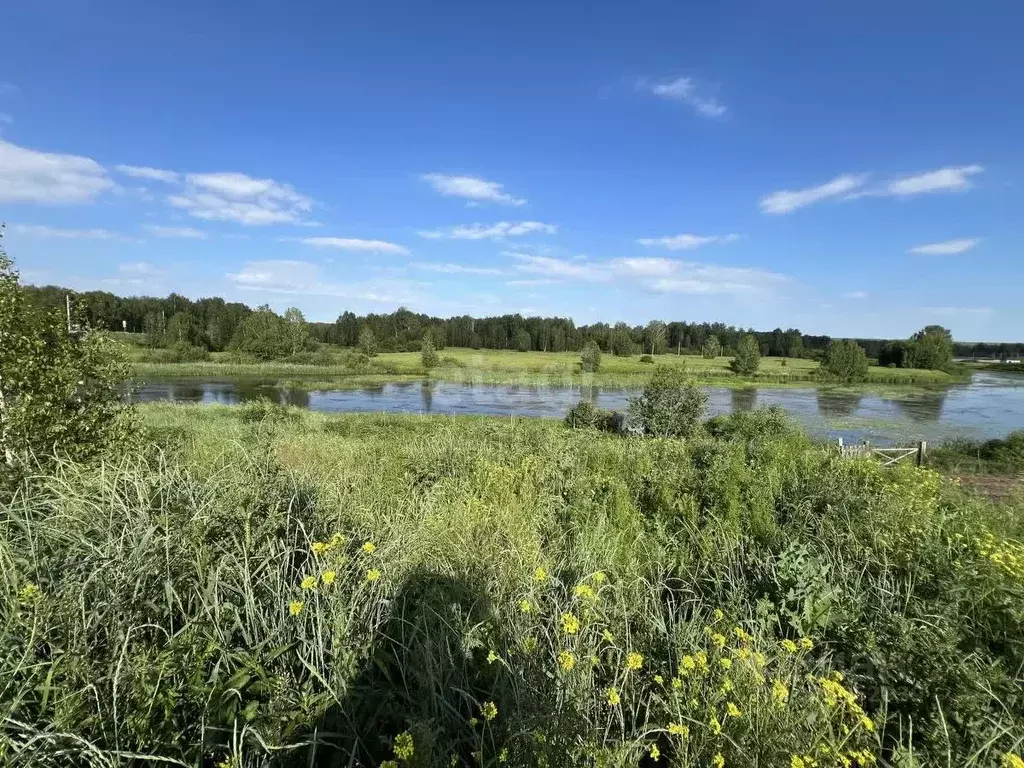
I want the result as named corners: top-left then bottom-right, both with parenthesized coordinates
top-left (917, 440), bottom-right (927, 467)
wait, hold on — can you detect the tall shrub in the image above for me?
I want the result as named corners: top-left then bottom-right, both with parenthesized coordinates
top-left (629, 364), bottom-right (708, 438)
top-left (820, 339), bottom-right (869, 382)
top-left (730, 334), bottom-right (761, 375)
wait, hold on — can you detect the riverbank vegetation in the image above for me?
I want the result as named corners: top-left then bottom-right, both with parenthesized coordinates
top-left (3, 403), bottom-right (1023, 766)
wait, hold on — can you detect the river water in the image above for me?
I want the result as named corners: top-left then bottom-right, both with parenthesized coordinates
top-left (130, 372), bottom-right (1024, 445)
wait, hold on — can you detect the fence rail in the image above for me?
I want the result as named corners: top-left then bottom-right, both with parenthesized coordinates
top-left (836, 438), bottom-right (927, 467)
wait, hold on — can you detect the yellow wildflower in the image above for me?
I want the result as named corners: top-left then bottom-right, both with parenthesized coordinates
top-left (654, 674), bottom-right (664, 685)
top-left (589, 653), bottom-right (600, 667)
top-left (300, 575), bottom-right (317, 590)
top-left (860, 715), bottom-right (875, 732)
top-left (311, 541), bottom-right (329, 555)
top-left (726, 702), bottom-right (742, 718)
top-left (393, 731), bottom-right (414, 761)
top-left (558, 650), bottom-right (577, 672)
top-left (561, 613), bottom-right (580, 634)
top-left (733, 626), bottom-right (751, 643)
top-left (695, 651), bottom-right (708, 669)
top-left (721, 676), bottom-right (734, 693)
top-left (499, 748), bottom-right (509, 763)
top-left (753, 651), bottom-right (767, 667)
top-left (522, 636), bottom-right (537, 653)
top-left (772, 679), bottom-right (790, 706)
top-left (606, 686), bottom-right (621, 706)
top-left (288, 600), bottom-right (304, 616)
top-left (533, 566), bottom-right (548, 583)
top-left (329, 532), bottom-right (345, 547)
top-left (481, 701), bottom-right (498, 721)
top-left (365, 568), bottom-right (382, 582)
top-left (649, 743), bottom-right (661, 761)
top-left (487, 649), bottom-right (499, 664)
top-left (792, 757), bottom-right (806, 768)
top-left (626, 651), bottom-right (644, 671)
top-left (734, 646), bottom-right (752, 661)
top-left (361, 541), bottom-right (376, 554)
top-left (671, 676), bottom-right (683, 690)
top-left (1002, 755), bottom-right (1024, 768)
top-left (781, 639), bottom-right (798, 654)
top-left (709, 714), bottom-right (722, 735)
top-left (711, 633), bottom-right (727, 649)
top-left (713, 608), bottom-right (724, 621)
top-left (469, 717), bottom-right (479, 727)
top-left (380, 762), bottom-right (397, 768)
top-left (518, 598), bottom-right (532, 613)
top-left (681, 655), bottom-right (696, 673)
top-left (667, 722), bottom-right (689, 737)
top-left (799, 637), bottom-right (814, 651)
top-left (321, 570), bottom-right (336, 586)
top-left (712, 753), bottom-right (725, 768)
top-left (593, 571), bottom-right (606, 584)
top-left (574, 583), bottom-right (597, 602)
top-left (719, 657), bottom-right (732, 670)
top-left (603, 629), bottom-right (615, 643)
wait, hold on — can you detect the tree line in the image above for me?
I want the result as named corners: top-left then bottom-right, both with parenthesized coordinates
top-left (20, 283), bottom-right (1021, 364)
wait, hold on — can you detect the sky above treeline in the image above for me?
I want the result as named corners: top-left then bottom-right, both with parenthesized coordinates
top-left (1, 1), bottom-right (1022, 341)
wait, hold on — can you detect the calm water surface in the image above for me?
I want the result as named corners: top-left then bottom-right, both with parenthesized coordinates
top-left (131, 372), bottom-right (1024, 445)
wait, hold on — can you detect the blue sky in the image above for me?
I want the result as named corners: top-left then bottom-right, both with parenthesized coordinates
top-left (1, 1), bottom-right (1021, 341)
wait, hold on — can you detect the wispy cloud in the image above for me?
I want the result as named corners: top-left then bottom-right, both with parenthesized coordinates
top-left (295, 236), bottom-right (411, 256)
top-left (143, 224), bottom-right (207, 239)
top-left (10, 223), bottom-right (137, 242)
top-left (0, 139), bottom-right (114, 204)
top-left (508, 253), bottom-right (789, 296)
top-left (418, 221), bottom-right (557, 240)
top-left (413, 262), bottom-right (507, 276)
top-left (885, 165), bottom-right (983, 197)
top-left (0, 113), bottom-right (12, 125)
top-left (637, 233), bottom-right (739, 250)
top-left (169, 171), bottom-right (314, 225)
top-left (641, 76), bottom-right (726, 117)
top-left (762, 165), bottom-right (984, 214)
top-left (227, 259), bottom-right (424, 304)
top-left (506, 278), bottom-right (560, 287)
top-left (909, 238), bottom-right (979, 255)
top-left (422, 173), bottom-right (526, 206)
top-left (116, 165), bottom-right (180, 184)
top-left (119, 262), bottom-right (165, 275)
top-left (760, 174), bottom-right (868, 214)
top-left (842, 291), bottom-right (869, 300)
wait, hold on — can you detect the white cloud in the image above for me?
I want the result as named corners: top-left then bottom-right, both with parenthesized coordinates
top-left (506, 278), bottom-right (560, 287)
top-left (610, 257), bottom-right (678, 277)
top-left (119, 262), bottom-right (164, 275)
top-left (422, 173), bottom-right (526, 206)
top-left (842, 291), bottom-right (869, 300)
top-left (169, 171), bottom-right (314, 225)
top-left (116, 164), bottom-right (180, 184)
top-left (886, 165), bottom-right (983, 197)
top-left (0, 82), bottom-right (17, 95)
top-left (909, 238), bottom-right (979, 255)
top-left (227, 259), bottom-right (423, 304)
top-left (637, 233), bottom-right (739, 250)
top-left (296, 236), bottom-right (411, 256)
top-left (413, 262), bottom-right (507, 276)
top-left (0, 113), bottom-right (12, 125)
top-left (10, 223), bottom-right (136, 242)
top-left (418, 221), bottom-right (557, 240)
top-left (644, 76), bottom-right (727, 117)
top-left (760, 174), bottom-right (867, 214)
top-left (0, 139), bottom-right (114, 204)
top-left (512, 254), bottom-right (608, 281)
top-left (644, 264), bottom-right (789, 295)
top-left (143, 224), bottom-right (207, 239)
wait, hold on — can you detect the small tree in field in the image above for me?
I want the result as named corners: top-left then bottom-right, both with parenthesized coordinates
top-left (629, 364), bottom-right (707, 438)
top-left (421, 333), bottom-right (439, 369)
top-left (702, 335), bottom-right (722, 360)
top-left (515, 329), bottom-right (532, 352)
top-left (580, 341), bottom-right (602, 373)
top-left (283, 306), bottom-right (314, 355)
top-left (358, 326), bottom-right (378, 357)
top-left (229, 306), bottom-right (292, 360)
top-left (910, 325), bottom-right (954, 370)
top-left (0, 231), bottom-right (131, 466)
top-left (821, 339), bottom-right (869, 382)
top-left (730, 335), bottom-right (761, 375)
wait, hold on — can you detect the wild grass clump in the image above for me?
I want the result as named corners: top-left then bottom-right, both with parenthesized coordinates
top-left (2, 406), bottom-right (1023, 766)
top-left (928, 430), bottom-right (1024, 475)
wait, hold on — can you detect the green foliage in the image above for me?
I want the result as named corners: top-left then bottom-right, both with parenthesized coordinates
top-left (706, 405), bottom-right (796, 442)
top-left (358, 326), bottom-right (378, 357)
top-left (910, 325), bottom-right (954, 370)
top-left (420, 334), bottom-right (439, 369)
top-left (515, 328), bottom-right (532, 352)
top-left (579, 340), bottom-right (602, 373)
top-left (283, 306), bottom-right (315, 355)
top-left (928, 430), bottom-right (1024, 475)
top-left (820, 339), bottom-right (870, 382)
top-left (638, 354), bottom-right (654, 363)
top-left (0, 237), bottom-right (132, 468)
top-left (167, 342), bottom-right (210, 363)
top-left (644, 320), bottom-right (667, 355)
top-left (164, 311), bottom-right (207, 348)
top-left (4, 406), bottom-right (1023, 766)
top-left (564, 400), bottom-right (618, 431)
top-left (628, 364), bottom-right (708, 438)
top-left (730, 334), bottom-right (762, 375)
top-left (702, 335), bottom-right (722, 359)
top-left (229, 306), bottom-right (294, 360)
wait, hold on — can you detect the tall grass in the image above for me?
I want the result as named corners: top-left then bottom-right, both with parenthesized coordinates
top-left (1, 405), bottom-right (1022, 766)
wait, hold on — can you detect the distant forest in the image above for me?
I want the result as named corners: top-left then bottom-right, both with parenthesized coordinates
top-left (21, 283), bottom-right (1024, 361)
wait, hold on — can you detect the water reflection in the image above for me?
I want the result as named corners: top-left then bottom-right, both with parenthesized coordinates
top-left (815, 391), bottom-right (863, 419)
top-left (128, 373), bottom-right (1024, 444)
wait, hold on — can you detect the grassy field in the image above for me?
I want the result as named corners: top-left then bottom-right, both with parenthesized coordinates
top-left (3, 403), bottom-right (1022, 766)
top-left (129, 346), bottom-right (964, 390)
